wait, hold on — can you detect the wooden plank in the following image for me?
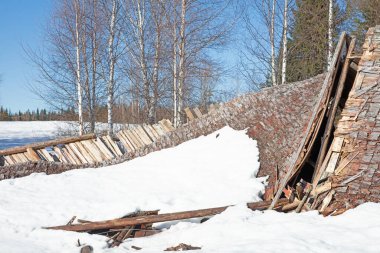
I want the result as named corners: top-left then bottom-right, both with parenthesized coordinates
top-left (53, 147), bottom-right (69, 164)
top-left (15, 153), bottom-right (28, 163)
top-left (163, 119), bottom-right (175, 131)
top-left (123, 130), bottom-right (140, 150)
top-left (135, 125), bottom-right (152, 145)
top-left (128, 130), bottom-right (144, 148)
top-left (335, 151), bottom-right (360, 175)
top-left (75, 142), bottom-right (96, 164)
top-left (0, 133), bottom-right (96, 156)
top-left (105, 135), bottom-right (123, 156)
top-left (94, 138), bottom-right (115, 160)
top-left (193, 107), bottom-right (203, 118)
top-left (46, 199), bottom-right (288, 232)
top-left (35, 150), bottom-right (49, 162)
top-left (116, 131), bottom-right (133, 152)
top-left (147, 124), bottom-right (160, 139)
top-left (353, 72), bottom-right (365, 89)
top-left (142, 125), bottom-right (157, 142)
top-left (131, 128), bottom-right (146, 148)
top-left (325, 152), bottom-right (340, 174)
top-left (26, 148), bottom-right (41, 162)
top-left (184, 107), bottom-right (195, 120)
top-left (331, 137), bottom-right (344, 152)
top-left (153, 124), bottom-right (165, 136)
top-left (4, 155), bottom-right (15, 165)
top-left (158, 120), bottom-right (170, 132)
top-left (68, 143), bottom-right (88, 164)
top-left (120, 131), bottom-right (137, 151)
top-left (319, 190), bottom-right (335, 213)
top-left (80, 141), bottom-right (103, 163)
top-left (101, 136), bottom-right (117, 156)
top-left (62, 147), bottom-right (79, 164)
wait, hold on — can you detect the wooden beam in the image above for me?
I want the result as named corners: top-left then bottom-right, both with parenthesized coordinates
top-left (46, 199), bottom-right (288, 232)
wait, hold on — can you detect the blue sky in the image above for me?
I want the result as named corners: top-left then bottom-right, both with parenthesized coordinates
top-left (0, 0), bottom-right (52, 112)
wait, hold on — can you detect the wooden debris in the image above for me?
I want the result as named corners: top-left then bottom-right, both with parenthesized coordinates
top-left (46, 199), bottom-right (288, 233)
top-left (165, 243), bottom-right (201, 251)
top-left (67, 216), bottom-right (77, 225)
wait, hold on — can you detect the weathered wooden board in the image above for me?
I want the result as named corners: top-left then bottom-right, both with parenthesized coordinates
top-left (184, 108), bottom-right (195, 121)
top-left (94, 138), bottom-right (115, 160)
top-left (153, 124), bottom-right (165, 136)
top-left (142, 125), bottom-right (157, 142)
top-left (135, 125), bottom-right (152, 145)
top-left (193, 107), bottom-right (203, 118)
top-left (75, 142), bottom-right (95, 164)
top-left (53, 147), bottom-right (69, 164)
top-left (68, 143), bottom-right (89, 164)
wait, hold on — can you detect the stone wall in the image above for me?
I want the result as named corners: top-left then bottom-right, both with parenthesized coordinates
top-left (0, 74), bottom-right (325, 183)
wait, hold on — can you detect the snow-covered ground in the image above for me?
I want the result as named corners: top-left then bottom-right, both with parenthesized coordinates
top-left (0, 125), bottom-right (379, 252)
top-left (0, 121), bottom-right (123, 149)
top-left (0, 121), bottom-right (62, 149)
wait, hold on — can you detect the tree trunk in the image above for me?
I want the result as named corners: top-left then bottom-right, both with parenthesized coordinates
top-left (90, 0), bottom-right (98, 133)
top-left (172, 14), bottom-right (178, 128)
top-left (152, 22), bottom-right (161, 124)
top-left (75, 0), bottom-right (84, 135)
top-left (281, 0), bottom-right (288, 85)
top-left (177, 0), bottom-right (187, 126)
top-left (327, 0), bottom-right (333, 70)
top-left (107, 0), bottom-right (117, 135)
top-left (270, 0), bottom-right (277, 86)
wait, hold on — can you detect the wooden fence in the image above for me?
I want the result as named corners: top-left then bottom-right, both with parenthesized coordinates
top-left (0, 119), bottom-right (174, 166)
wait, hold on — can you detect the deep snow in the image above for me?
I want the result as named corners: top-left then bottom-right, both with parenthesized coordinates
top-left (0, 125), bottom-right (379, 253)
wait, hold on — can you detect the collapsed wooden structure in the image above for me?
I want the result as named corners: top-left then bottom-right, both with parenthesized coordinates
top-left (268, 26), bottom-right (380, 214)
top-left (0, 119), bottom-right (174, 166)
top-left (2, 27), bottom-right (380, 248)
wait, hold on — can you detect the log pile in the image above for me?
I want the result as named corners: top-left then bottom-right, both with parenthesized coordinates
top-left (0, 120), bottom-right (174, 167)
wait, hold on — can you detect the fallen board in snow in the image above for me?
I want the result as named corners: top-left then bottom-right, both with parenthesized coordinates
top-left (46, 199), bottom-right (288, 232)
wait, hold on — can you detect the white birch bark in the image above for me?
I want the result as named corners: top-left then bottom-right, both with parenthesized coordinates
top-left (177, 0), bottom-right (186, 126)
top-left (327, 0), bottom-right (333, 70)
top-left (270, 0), bottom-right (277, 86)
top-left (107, 0), bottom-right (117, 135)
top-left (281, 0), bottom-right (288, 85)
top-left (74, 0), bottom-right (84, 135)
top-left (135, 0), bottom-right (152, 123)
top-left (172, 11), bottom-right (178, 128)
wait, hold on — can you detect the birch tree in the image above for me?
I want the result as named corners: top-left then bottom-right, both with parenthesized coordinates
top-left (74, 0), bottom-right (84, 135)
top-left (270, 0), bottom-right (277, 86)
top-left (105, 0), bottom-right (119, 135)
top-left (327, 0), bottom-right (333, 70)
top-left (281, 0), bottom-right (288, 85)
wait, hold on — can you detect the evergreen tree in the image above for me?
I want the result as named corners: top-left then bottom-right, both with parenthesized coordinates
top-left (350, 0), bottom-right (380, 44)
top-left (286, 0), bottom-right (342, 82)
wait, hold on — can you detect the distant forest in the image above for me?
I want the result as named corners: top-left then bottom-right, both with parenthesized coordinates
top-left (0, 106), bottom-right (74, 121)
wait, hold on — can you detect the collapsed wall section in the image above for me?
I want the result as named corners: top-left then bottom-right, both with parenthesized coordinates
top-left (0, 75), bottom-right (324, 182)
top-left (320, 26), bottom-right (380, 212)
